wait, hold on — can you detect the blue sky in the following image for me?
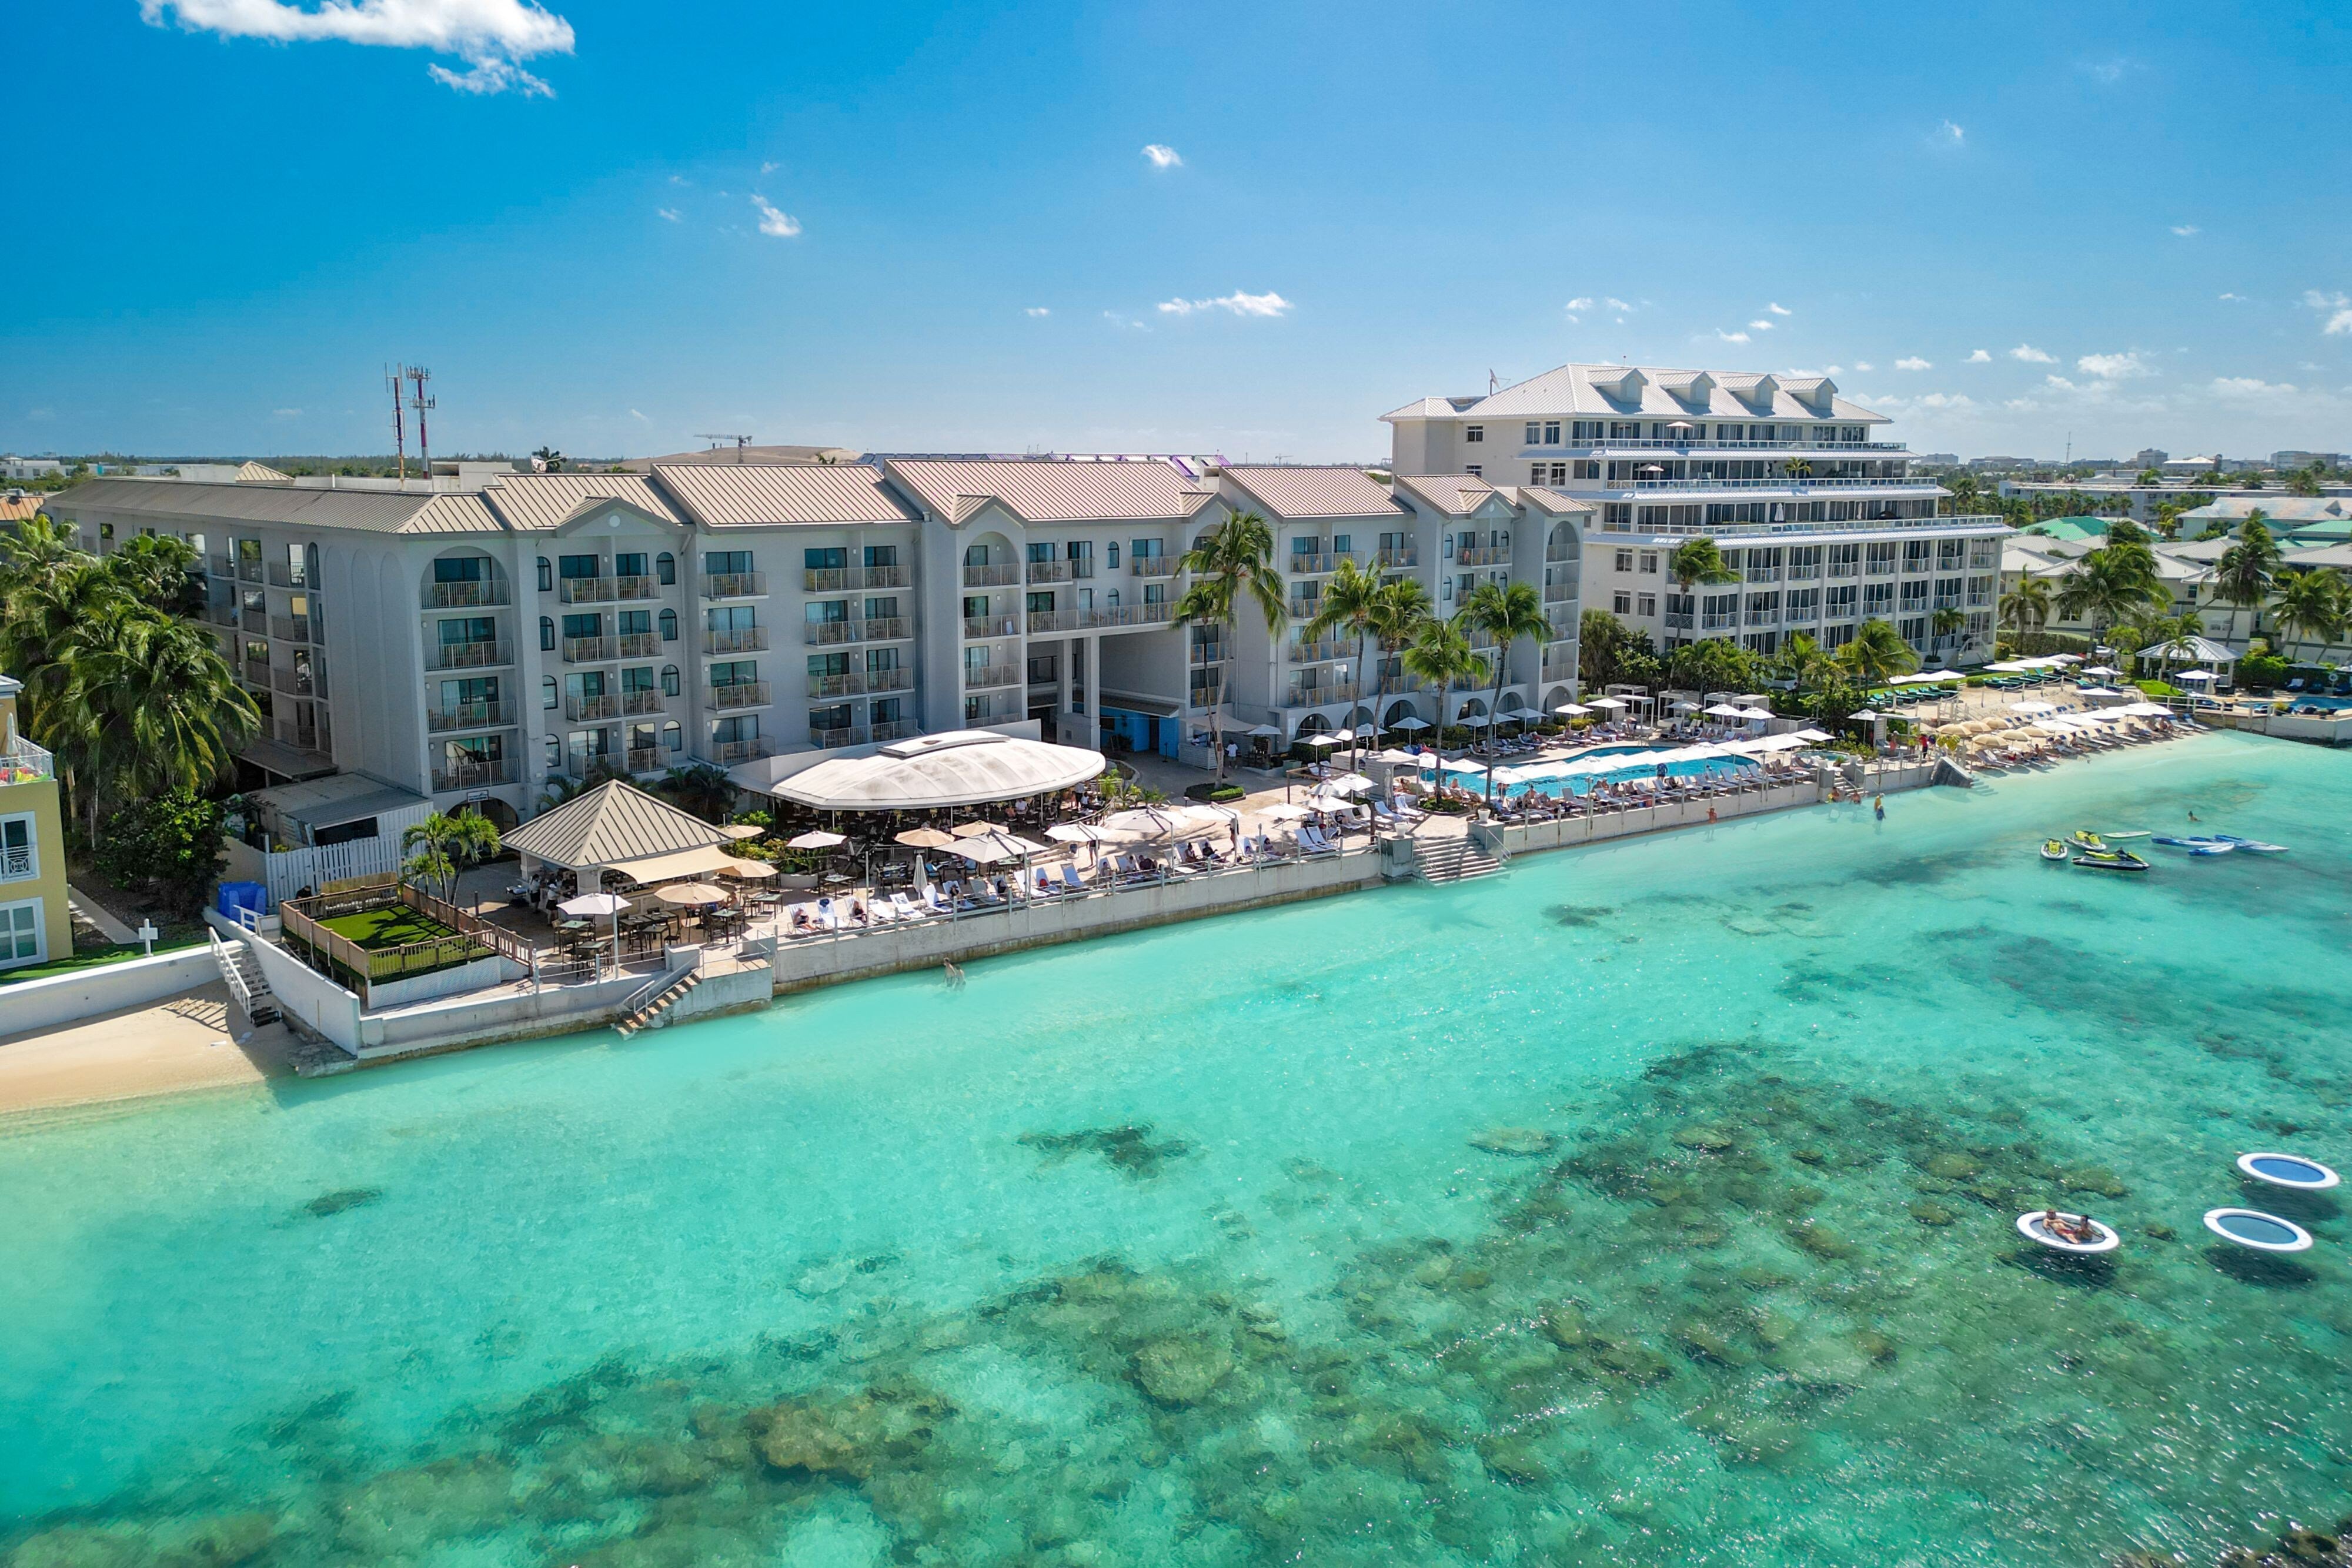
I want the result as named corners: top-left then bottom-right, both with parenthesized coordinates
top-left (9, 0), bottom-right (2352, 463)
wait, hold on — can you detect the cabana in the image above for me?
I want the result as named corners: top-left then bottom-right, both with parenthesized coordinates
top-left (500, 780), bottom-right (753, 952)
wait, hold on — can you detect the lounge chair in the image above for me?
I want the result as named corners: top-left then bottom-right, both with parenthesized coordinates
top-left (890, 891), bottom-right (921, 920)
top-left (922, 885), bottom-right (950, 915)
top-left (1060, 864), bottom-right (1087, 895)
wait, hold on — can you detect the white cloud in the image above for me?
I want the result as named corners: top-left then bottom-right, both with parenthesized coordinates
top-left (1916, 393), bottom-right (1974, 409)
top-left (1024, 306), bottom-right (1050, 317)
top-left (760, 161), bottom-right (780, 175)
top-left (1966, 349), bottom-right (1991, 363)
top-left (1605, 297), bottom-right (1633, 313)
top-left (656, 206), bottom-right (681, 222)
top-left (2327, 313), bottom-right (2352, 337)
top-left (1767, 302), bottom-right (1792, 316)
top-left (629, 408), bottom-right (649, 422)
top-left (271, 407), bottom-right (301, 419)
top-left (1936, 119), bottom-right (1965, 145)
top-left (2171, 224), bottom-right (2200, 237)
top-left (2044, 375), bottom-right (2080, 393)
top-left (2302, 289), bottom-right (2352, 332)
top-left (1715, 329), bottom-right (1750, 344)
top-left (2076, 352), bottom-right (2152, 379)
top-left (1565, 296), bottom-right (1593, 310)
top-left (1141, 143), bottom-right (1182, 169)
top-left (1895, 356), bottom-right (1932, 370)
top-left (1824, 365), bottom-right (1843, 375)
top-left (1748, 319), bottom-right (1774, 332)
top-left (1852, 362), bottom-right (1873, 372)
top-left (2083, 57), bottom-right (2129, 85)
top-left (2210, 376), bottom-right (2296, 398)
top-left (142, 0), bottom-right (574, 96)
top-left (750, 195), bottom-right (800, 238)
top-left (2220, 292), bottom-right (2246, 302)
top-left (2008, 344), bottom-right (2056, 363)
top-left (1157, 290), bottom-right (1292, 319)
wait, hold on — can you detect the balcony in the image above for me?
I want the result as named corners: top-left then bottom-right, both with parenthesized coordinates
top-left (1700, 614), bottom-right (1740, 632)
top-left (1608, 474), bottom-right (1937, 493)
top-left (871, 719), bottom-right (918, 744)
top-left (1784, 600), bottom-right (1820, 623)
top-left (804, 620), bottom-right (860, 646)
top-left (803, 565), bottom-right (908, 592)
top-left (1663, 611), bottom-right (1695, 630)
top-left (1289, 639), bottom-right (1348, 664)
top-left (1129, 556), bottom-right (1179, 579)
top-left (808, 671), bottom-right (867, 698)
top-left (626, 747), bottom-right (662, 774)
top-left (269, 616), bottom-right (313, 643)
top-left (1285, 681), bottom-right (1362, 708)
top-left (1377, 546), bottom-right (1419, 569)
top-left (1541, 655), bottom-right (1578, 680)
top-left (963, 614), bottom-right (1018, 640)
top-left (1865, 560), bottom-right (1897, 576)
top-left (1544, 582), bottom-right (1575, 604)
top-left (565, 693), bottom-right (623, 721)
top-left (266, 562), bottom-right (307, 590)
top-left (205, 599), bottom-right (238, 628)
top-left (1025, 610), bottom-right (1078, 635)
top-left (965, 664), bottom-right (1021, 690)
top-left (962, 563), bottom-right (1020, 588)
top-left (1788, 563), bottom-right (1821, 581)
top-left (866, 667), bottom-right (911, 694)
top-left (618, 633), bottom-right (659, 658)
top-left (1455, 546), bottom-right (1508, 567)
top-left (701, 571), bottom-right (768, 599)
top-left (271, 665), bottom-right (326, 698)
top-left (1744, 609), bottom-right (1781, 628)
top-left (813, 726), bottom-right (870, 750)
top-left (1081, 603), bottom-right (1172, 630)
top-left (1745, 568), bottom-right (1782, 584)
top-left (273, 717), bottom-right (325, 753)
top-left (857, 617), bottom-right (909, 642)
top-left (427, 640), bottom-right (513, 672)
top-left (422, 580), bottom-right (509, 609)
top-left (1026, 559), bottom-right (1095, 584)
top-left (242, 658), bottom-right (271, 686)
top-left (1599, 511), bottom-right (2006, 539)
top-left (704, 627), bottom-right (767, 655)
top-left (240, 608), bottom-right (268, 635)
top-left (562, 636), bottom-right (616, 663)
top-left (1, 736), bottom-right (55, 787)
top-left (236, 557), bottom-right (263, 583)
top-left (557, 577), bottom-right (615, 604)
top-left (426, 700), bottom-right (514, 733)
top-left (432, 757), bottom-right (516, 792)
top-left (711, 738), bottom-right (774, 765)
top-left (707, 681), bottom-right (771, 711)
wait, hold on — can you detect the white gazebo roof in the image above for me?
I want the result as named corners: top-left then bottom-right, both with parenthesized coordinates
top-left (760, 730), bottom-right (1108, 813)
top-left (2147, 635), bottom-right (2237, 666)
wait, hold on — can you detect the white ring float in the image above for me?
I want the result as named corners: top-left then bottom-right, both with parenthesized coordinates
top-left (2237, 1152), bottom-right (2341, 1192)
top-left (2203, 1208), bottom-right (2314, 1253)
top-left (2016, 1211), bottom-right (2122, 1254)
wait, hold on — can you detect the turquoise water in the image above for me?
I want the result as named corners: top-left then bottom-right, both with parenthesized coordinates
top-left (6, 731), bottom-right (2351, 1567)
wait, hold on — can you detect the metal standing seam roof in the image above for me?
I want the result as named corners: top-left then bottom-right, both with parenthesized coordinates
top-left (235, 460), bottom-right (292, 482)
top-left (41, 477), bottom-right (500, 534)
top-left (1217, 466), bottom-right (1406, 520)
top-left (477, 474), bottom-right (684, 531)
top-left (1381, 363), bottom-right (1886, 424)
top-left (651, 463), bottom-right (921, 527)
top-left (1509, 486), bottom-right (1596, 514)
top-left (884, 458), bottom-right (1217, 523)
top-left (500, 780), bottom-right (737, 870)
top-left (1391, 474), bottom-right (1508, 516)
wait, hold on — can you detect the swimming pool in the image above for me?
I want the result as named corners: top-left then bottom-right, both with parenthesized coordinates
top-left (4, 733), bottom-right (2346, 1566)
top-left (1435, 745), bottom-right (1762, 798)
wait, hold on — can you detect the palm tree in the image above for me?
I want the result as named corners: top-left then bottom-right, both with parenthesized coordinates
top-left (1456, 580), bottom-right (1549, 804)
top-left (1773, 630), bottom-right (1833, 687)
top-left (1400, 617), bottom-right (1483, 767)
top-left (1301, 558), bottom-right (1386, 768)
top-left (1783, 457), bottom-right (1814, 481)
top-left (56, 610), bottom-right (258, 843)
top-left (1666, 537), bottom-right (1738, 597)
top-left (0, 511), bottom-right (83, 593)
top-left (2270, 569), bottom-right (2351, 661)
top-left (1836, 618), bottom-right (1920, 686)
top-left (2211, 513), bottom-right (2282, 643)
top-left (107, 532), bottom-right (202, 613)
top-left (1173, 510), bottom-right (1285, 781)
top-left (658, 762), bottom-right (737, 823)
top-left (1363, 576), bottom-right (1432, 746)
top-left (402, 809), bottom-right (504, 903)
top-left (2057, 547), bottom-right (2167, 648)
top-left (1930, 606), bottom-right (1966, 656)
top-left (2000, 577), bottom-right (2054, 644)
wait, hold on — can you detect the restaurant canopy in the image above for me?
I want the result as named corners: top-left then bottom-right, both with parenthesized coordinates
top-left (760, 729), bottom-right (1107, 813)
top-left (501, 780), bottom-right (739, 875)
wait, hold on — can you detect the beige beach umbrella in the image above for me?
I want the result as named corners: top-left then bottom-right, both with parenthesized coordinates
top-left (656, 882), bottom-right (729, 907)
top-left (720, 824), bottom-right (765, 841)
top-left (950, 820), bottom-right (1004, 838)
top-left (719, 857), bottom-right (777, 879)
top-left (786, 829), bottom-right (847, 849)
top-left (894, 827), bottom-right (956, 848)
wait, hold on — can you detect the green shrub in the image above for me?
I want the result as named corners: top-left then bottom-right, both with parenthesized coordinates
top-left (1184, 782), bottom-right (1246, 803)
top-left (2238, 653), bottom-right (2289, 690)
top-left (93, 790), bottom-right (226, 918)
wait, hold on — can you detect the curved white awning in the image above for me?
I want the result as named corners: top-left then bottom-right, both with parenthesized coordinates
top-left (763, 729), bottom-right (1108, 812)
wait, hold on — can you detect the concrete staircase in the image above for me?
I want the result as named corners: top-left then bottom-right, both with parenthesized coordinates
top-left (1414, 834), bottom-right (1506, 884)
top-left (208, 928), bottom-right (281, 1028)
top-left (614, 964), bottom-right (701, 1038)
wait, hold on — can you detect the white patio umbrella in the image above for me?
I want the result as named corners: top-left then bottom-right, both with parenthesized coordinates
top-left (1554, 703), bottom-right (1592, 716)
top-left (1045, 822), bottom-right (1111, 844)
top-left (1326, 727), bottom-right (1358, 744)
top-left (557, 890), bottom-right (631, 970)
top-left (1259, 801), bottom-right (1312, 821)
top-left (1243, 723), bottom-right (1285, 738)
top-left (1590, 697), bottom-right (1629, 710)
top-left (1324, 773), bottom-right (1375, 795)
top-left (2174, 668), bottom-right (2218, 683)
top-left (1704, 703), bottom-right (1746, 717)
top-left (2079, 665), bottom-right (2119, 678)
top-left (657, 882), bottom-right (729, 907)
top-left (720, 823), bottom-right (765, 841)
top-left (950, 820), bottom-right (1005, 838)
top-left (1300, 733), bottom-right (1345, 750)
top-left (1669, 700), bottom-right (1700, 713)
top-left (1736, 706), bottom-right (1776, 720)
top-left (1373, 748), bottom-right (1423, 764)
top-left (894, 826), bottom-right (956, 849)
top-left (786, 829), bottom-right (847, 849)
top-left (1791, 728), bottom-right (1834, 743)
top-left (1100, 805), bottom-right (1190, 839)
top-left (2010, 700), bottom-right (2059, 715)
top-left (1391, 716), bottom-right (1432, 731)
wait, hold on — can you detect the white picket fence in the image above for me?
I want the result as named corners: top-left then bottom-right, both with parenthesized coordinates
top-left (253, 836), bottom-right (409, 906)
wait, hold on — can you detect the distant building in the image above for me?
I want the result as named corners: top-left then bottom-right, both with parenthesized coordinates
top-left (2273, 450), bottom-right (2346, 470)
top-left (1, 457), bottom-right (64, 480)
top-left (2134, 448), bottom-right (2169, 469)
top-left (617, 444), bottom-right (863, 472)
top-left (1966, 455), bottom-right (2035, 471)
top-left (1915, 453), bottom-right (1959, 467)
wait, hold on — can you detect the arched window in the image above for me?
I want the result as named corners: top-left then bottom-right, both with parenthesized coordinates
top-left (539, 616), bottom-right (554, 651)
top-left (656, 551), bottom-right (676, 586)
top-left (541, 676), bottom-right (556, 710)
top-left (1107, 587), bottom-right (1121, 608)
top-left (661, 663), bottom-right (681, 697)
top-left (659, 609), bottom-right (679, 642)
top-left (536, 556), bottom-right (552, 593)
top-left (1106, 542), bottom-right (1120, 569)
top-left (663, 720), bottom-right (683, 753)
top-left (542, 735), bottom-right (560, 770)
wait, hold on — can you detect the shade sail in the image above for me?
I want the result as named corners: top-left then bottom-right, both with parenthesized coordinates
top-left (607, 842), bottom-right (740, 884)
top-left (766, 729), bottom-right (1106, 812)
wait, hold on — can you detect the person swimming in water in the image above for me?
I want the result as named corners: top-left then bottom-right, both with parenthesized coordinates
top-left (1872, 794), bottom-right (1885, 821)
top-left (943, 961), bottom-right (965, 989)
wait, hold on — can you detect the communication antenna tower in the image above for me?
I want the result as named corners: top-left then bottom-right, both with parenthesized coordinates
top-left (405, 366), bottom-right (437, 476)
top-left (696, 433), bottom-right (753, 463)
top-left (386, 364), bottom-right (408, 482)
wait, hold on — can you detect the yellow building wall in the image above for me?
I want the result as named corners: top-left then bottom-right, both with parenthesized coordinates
top-left (0, 774), bottom-right (74, 968)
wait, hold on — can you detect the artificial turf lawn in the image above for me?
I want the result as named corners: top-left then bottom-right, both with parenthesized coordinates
top-left (319, 905), bottom-right (464, 951)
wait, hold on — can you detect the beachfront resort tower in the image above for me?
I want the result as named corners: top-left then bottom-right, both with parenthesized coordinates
top-left (1384, 365), bottom-right (2007, 666)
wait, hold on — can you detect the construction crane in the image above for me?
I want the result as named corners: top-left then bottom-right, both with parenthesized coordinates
top-left (696, 433), bottom-right (753, 463)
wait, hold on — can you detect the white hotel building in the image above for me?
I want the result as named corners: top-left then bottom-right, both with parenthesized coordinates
top-left (1385, 364), bottom-right (2007, 664)
top-left (48, 456), bottom-right (1585, 829)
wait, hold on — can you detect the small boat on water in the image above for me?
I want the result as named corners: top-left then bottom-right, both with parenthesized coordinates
top-left (2071, 850), bottom-right (2150, 874)
top-left (2069, 829), bottom-right (2106, 850)
top-left (2040, 839), bottom-right (2071, 862)
top-left (2203, 1208), bottom-right (2313, 1253)
top-left (2153, 835), bottom-right (2234, 856)
top-left (2237, 1152), bottom-right (2340, 1191)
top-left (2017, 1211), bottom-right (2121, 1254)
top-left (2210, 834), bottom-right (2287, 854)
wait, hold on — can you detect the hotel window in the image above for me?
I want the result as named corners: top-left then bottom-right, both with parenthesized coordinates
top-left (1863, 583), bottom-right (1893, 614)
top-left (1899, 581), bottom-right (1929, 610)
top-left (543, 734), bottom-right (560, 770)
top-left (1465, 425), bottom-right (1484, 443)
top-left (1900, 616), bottom-right (1928, 643)
top-left (1615, 549), bottom-right (1633, 571)
top-left (1464, 464), bottom-right (1481, 478)
top-left (1572, 420), bottom-right (1602, 441)
top-left (1, 901), bottom-right (43, 965)
top-left (613, 610), bottom-right (649, 640)
top-left (539, 616), bottom-right (555, 651)
top-left (1612, 591), bottom-right (1632, 614)
top-left (615, 551), bottom-right (648, 579)
top-left (1636, 594), bottom-right (1656, 617)
top-left (1828, 543), bottom-right (1859, 577)
top-left (864, 544), bottom-right (897, 570)
top-left (659, 609), bottom-right (679, 641)
top-left (1105, 542), bottom-right (1119, 569)
top-left (1602, 503), bottom-right (1632, 530)
top-left (657, 552), bottom-right (677, 586)
top-left (536, 557), bottom-right (553, 593)
top-left (1026, 591), bottom-right (1055, 616)
top-left (559, 553), bottom-right (601, 581)
top-left (0, 815), bottom-right (35, 881)
top-left (1525, 422), bottom-right (1541, 444)
top-left (664, 720), bottom-right (684, 753)
top-left (1544, 422), bottom-right (1561, 444)
top-left (961, 595), bottom-right (988, 620)
top-left (542, 676), bottom-right (557, 710)
top-left (1638, 551), bottom-right (1658, 573)
top-left (1826, 584), bottom-right (1857, 616)
top-left (662, 664), bottom-right (681, 697)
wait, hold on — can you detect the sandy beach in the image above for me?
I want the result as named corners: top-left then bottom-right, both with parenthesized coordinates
top-left (0, 982), bottom-right (291, 1119)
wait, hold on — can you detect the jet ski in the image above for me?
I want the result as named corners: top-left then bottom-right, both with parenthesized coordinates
top-left (2040, 840), bottom-right (2071, 862)
top-left (2070, 849), bottom-right (2149, 873)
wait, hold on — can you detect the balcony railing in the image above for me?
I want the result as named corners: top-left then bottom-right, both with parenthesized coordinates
top-left (240, 609), bottom-right (268, 635)
top-left (1560, 437), bottom-right (1908, 453)
top-left (1080, 603), bottom-right (1173, 630)
top-left (710, 738), bottom-right (773, 765)
top-left (266, 562), bottom-right (306, 589)
top-left (871, 719), bottom-right (918, 744)
top-left (1287, 553), bottom-right (1355, 576)
top-left (962, 563), bottom-right (1020, 588)
top-left (236, 558), bottom-right (263, 583)
top-left (1700, 614), bottom-right (1740, 631)
top-left (204, 599), bottom-right (238, 628)
top-left (269, 616), bottom-right (313, 643)
top-left (1129, 556), bottom-right (1179, 579)
top-left (427, 640), bottom-right (513, 671)
top-left (808, 672), bottom-right (866, 698)
top-left (1285, 682), bottom-right (1362, 708)
top-left (1663, 611), bottom-right (1695, 630)
top-left (1, 737), bottom-right (56, 787)
top-left (271, 665), bottom-right (326, 698)
top-left (803, 565), bottom-right (908, 592)
top-left (557, 577), bottom-right (618, 604)
top-left (1599, 511), bottom-right (2002, 540)
top-left (1377, 547), bottom-right (1419, 569)
top-left (704, 627), bottom-right (767, 655)
top-left (857, 617), bottom-right (909, 642)
top-left (707, 681), bottom-right (771, 711)
top-left (1024, 559), bottom-right (1095, 584)
top-left (1785, 600), bottom-right (1820, 621)
top-left (1865, 560), bottom-right (1898, 577)
top-left (429, 700), bottom-right (514, 732)
top-left (1027, 609), bottom-right (1077, 635)
top-left (1289, 639), bottom-right (1348, 664)
top-left (1744, 609), bottom-right (1781, 627)
top-left (422, 580), bottom-right (509, 609)
top-left (1788, 563), bottom-right (1821, 580)
top-left (1744, 568), bottom-right (1782, 584)
top-left (562, 636), bottom-right (616, 663)
top-left (626, 747), bottom-right (663, 774)
top-left (965, 665), bottom-right (1020, 690)
top-left (866, 668), bottom-right (911, 694)
top-left (813, 725), bottom-right (870, 750)
top-left (964, 614), bottom-right (1019, 640)
top-left (701, 571), bottom-right (768, 599)
top-left (242, 658), bottom-right (271, 686)
top-left (804, 620), bottom-right (859, 646)
top-left (1544, 582), bottom-right (1575, 604)
top-left (565, 693), bottom-right (622, 721)
top-left (432, 757), bottom-right (516, 791)
top-left (1455, 546), bottom-right (1508, 567)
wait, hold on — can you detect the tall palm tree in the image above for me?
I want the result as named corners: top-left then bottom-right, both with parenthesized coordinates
top-left (2057, 547), bottom-right (2167, 649)
top-left (107, 532), bottom-right (203, 614)
top-left (1773, 630), bottom-right (1833, 687)
top-left (1363, 576), bottom-right (1432, 746)
top-left (2270, 569), bottom-right (2351, 661)
top-left (1930, 606), bottom-right (1966, 657)
top-left (402, 809), bottom-right (505, 903)
top-left (1400, 617), bottom-right (1482, 767)
top-left (1666, 537), bottom-right (1738, 597)
top-left (60, 612), bottom-right (258, 843)
top-left (658, 762), bottom-right (737, 823)
top-left (1301, 558), bottom-right (1386, 769)
top-left (1836, 618), bottom-right (1920, 686)
top-left (2211, 514), bottom-right (2282, 643)
top-left (0, 511), bottom-right (83, 592)
top-left (1457, 580), bottom-right (1549, 804)
top-left (1173, 511), bottom-right (1285, 780)
top-left (2000, 577), bottom-right (2054, 643)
